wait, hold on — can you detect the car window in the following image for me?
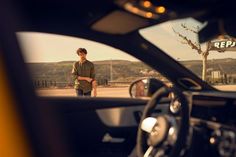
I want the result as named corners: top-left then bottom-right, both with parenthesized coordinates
top-left (17, 32), bottom-right (168, 98)
top-left (140, 18), bottom-right (236, 91)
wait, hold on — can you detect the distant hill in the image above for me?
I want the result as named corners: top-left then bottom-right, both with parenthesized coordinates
top-left (181, 58), bottom-right (236, 77)
top-left (93, 60), bottom-right (132, 65)
top-left (27, 58), bottom-right (236, 86)
top-left (27, 60), bottom-right (155, 85)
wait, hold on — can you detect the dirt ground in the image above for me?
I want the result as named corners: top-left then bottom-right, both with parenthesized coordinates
top-left (36, 85), bottom-right (236, 97)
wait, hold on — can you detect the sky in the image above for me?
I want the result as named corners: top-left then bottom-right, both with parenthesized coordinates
top-left (17, 18), bottom-right (236, 63)
top-left (17, 32), bottom-right (138, 63)
top-left (140, 18), bottom-right (236, 61)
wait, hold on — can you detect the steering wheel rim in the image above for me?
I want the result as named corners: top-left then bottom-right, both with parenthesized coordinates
top-left (136, 86), bottom-right (189, 157)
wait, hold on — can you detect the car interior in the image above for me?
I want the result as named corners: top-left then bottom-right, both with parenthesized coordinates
top-left (0, 0), bottom-right (235, 157)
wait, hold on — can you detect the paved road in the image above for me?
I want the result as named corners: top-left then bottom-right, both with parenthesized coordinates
top-left (37, 87), bottom-right (130, 97)
top-left (214, 85), bottom-right (236, 91)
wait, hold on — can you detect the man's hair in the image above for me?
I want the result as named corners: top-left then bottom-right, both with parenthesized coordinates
top-left (77, 48), bottom-right (87, 55)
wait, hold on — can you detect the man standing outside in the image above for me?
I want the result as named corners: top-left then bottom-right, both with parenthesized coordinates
top-left (72, 48), bottom-right (97, 96)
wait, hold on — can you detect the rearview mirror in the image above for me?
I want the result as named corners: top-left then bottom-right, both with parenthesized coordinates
top-left (129, 78), bottom-right (166, 98)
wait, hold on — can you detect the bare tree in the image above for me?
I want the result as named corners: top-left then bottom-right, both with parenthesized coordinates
top-left (173, 24), bottom-right (210, 81)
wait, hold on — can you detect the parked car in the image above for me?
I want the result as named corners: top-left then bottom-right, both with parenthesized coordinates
top-left (0, 0), bottom-right (235, 157)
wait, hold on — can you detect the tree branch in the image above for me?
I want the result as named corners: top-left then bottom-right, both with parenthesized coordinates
top-left (173, 28), bottom-right (202, 54)
top-left (181, 23), bottom-right (198, 34)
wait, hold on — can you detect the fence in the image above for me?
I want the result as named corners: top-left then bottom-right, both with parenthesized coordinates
top-left (34, 80), bottom-right (58, 88)
top-left (33, 79), bottom-right (131, 88)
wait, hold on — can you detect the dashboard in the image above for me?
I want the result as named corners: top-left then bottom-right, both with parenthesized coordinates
top-left (188, 91), bottom-right (236, 157)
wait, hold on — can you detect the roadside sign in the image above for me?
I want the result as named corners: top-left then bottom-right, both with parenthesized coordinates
top-left (209, 39), bottom-right (236, 52)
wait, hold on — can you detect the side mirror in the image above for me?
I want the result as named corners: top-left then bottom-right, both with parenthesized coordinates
top-left (129, 78), bottom-right (167, 98)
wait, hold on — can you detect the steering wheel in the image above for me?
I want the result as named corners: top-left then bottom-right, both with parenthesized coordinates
top-left (136, 86), bottom-right (189, 157)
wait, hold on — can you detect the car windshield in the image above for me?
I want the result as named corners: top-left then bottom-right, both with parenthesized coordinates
top-left (139, 18), bottom-right (236, 91)
top-left (17, 32), bottom-right (170, 98)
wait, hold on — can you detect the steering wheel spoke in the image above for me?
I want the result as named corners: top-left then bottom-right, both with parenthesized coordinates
top-left (144, 146), bottom-right (167, 157)
top-left (143, 146), bottom-right (154, 157)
